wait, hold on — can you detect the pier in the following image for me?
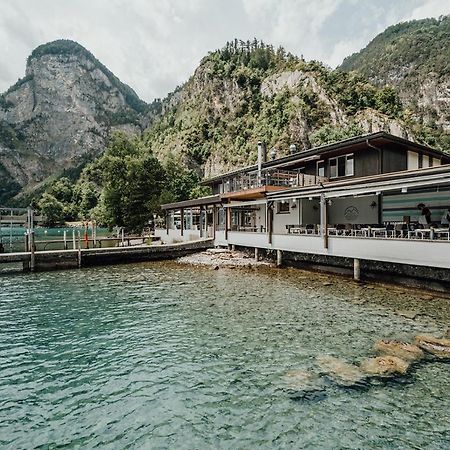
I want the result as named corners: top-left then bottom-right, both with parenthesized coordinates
top-left (0, 239), bottom-right (214, 272)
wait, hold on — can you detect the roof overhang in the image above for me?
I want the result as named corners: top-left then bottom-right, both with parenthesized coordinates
top-left (220, 185), bottom-right (286, 200)
top-left (161, 195), bottom-right (222, 210)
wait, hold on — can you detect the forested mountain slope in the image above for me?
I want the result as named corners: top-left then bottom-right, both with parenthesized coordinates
top-left (340, 16), bottom-right (450, 143)
top-left (145, 40), bottom-right (410, 178)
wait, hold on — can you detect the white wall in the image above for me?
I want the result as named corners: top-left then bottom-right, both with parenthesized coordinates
top-left (328, 195), bottom-right (379, 225)
top-left (273, 200), bottom-right (300, 234)
top-left (154, 228), bottom-right (201, 244)
top-left (225, 231), bottom-right (450, 269)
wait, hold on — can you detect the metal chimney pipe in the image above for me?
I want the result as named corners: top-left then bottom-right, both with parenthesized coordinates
top-left (289, 144), bottom-right (297, 154)
top-left (257, 141), bottom-right (263, 185)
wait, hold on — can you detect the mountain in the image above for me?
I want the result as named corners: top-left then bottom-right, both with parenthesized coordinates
top-left (340, 16), bottom-right (450, 137)
top-left (0, 39), bottom-right (152, 203)
top-left (144, 40), bottom-right (411, 179)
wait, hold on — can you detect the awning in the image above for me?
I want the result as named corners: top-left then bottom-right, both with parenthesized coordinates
top-left (161, 195), bottom-right (222, 210)
top-left (223, 199), bottom-right (267, 208)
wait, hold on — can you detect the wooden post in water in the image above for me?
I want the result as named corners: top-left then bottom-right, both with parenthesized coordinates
top-left (30, 231), bottom-right (35, 272)
top-left (121, 228), bottom-right (125, 247)
top-left (93, 221), bottom-right (97, 248)
top-left (63, 230), bottom-right (67, 250)
top-left (72, 230), bottom-right (76, 249)
top-left (77, 231), bottom-right (82, 268)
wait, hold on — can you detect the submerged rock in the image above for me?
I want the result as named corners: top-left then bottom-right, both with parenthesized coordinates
top-left (283, 370), bottom-right (325, 399)
top-left (316, 355), bottom-right (366, 386)
top-left (374, 340), bottom-right (424, 362)
top-left (360, 356), bottom-right (409, 377)
top-left (414, 335), bottom-right (450, 359)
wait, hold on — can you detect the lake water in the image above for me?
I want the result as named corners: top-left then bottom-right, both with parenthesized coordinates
top-left (0, 262), bottom-right (449, 449)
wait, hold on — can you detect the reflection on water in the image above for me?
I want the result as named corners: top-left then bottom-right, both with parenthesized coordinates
top-left (0, 262), bottom-right (449, 449)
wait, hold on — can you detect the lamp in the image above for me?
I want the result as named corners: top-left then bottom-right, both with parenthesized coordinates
top-left (401, 187), bottom-right (408, 193)
top-left (370, 201), bottom-right (377, 209)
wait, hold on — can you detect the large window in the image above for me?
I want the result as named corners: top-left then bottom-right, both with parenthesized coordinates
top-left (317, 161), bottom-right (325, 177)
top-left (329, 154), bottom-right (354, 178)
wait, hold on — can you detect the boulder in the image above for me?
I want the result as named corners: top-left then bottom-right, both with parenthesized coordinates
top-left (283, 370), bottom-right (325, 399)
top-left (414, 335), bottom-right (450, 359)
top-left (360, 356), bottom-right (409, 377)
top-left (316, 355), bottom-right (366, 386)
top-left (374, 340), bottom-right (424, 362)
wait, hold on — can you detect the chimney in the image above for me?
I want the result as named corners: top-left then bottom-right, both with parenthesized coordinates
top-left (257, 141), bottom-right (266, 184)
top-left (270, 148), bottom-right (277, 161)
top-left (289, 144), bottom-right (297, 154)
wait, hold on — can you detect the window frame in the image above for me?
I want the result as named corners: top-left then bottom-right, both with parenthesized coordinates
top-left (329, 153), bottom-right (354, 178)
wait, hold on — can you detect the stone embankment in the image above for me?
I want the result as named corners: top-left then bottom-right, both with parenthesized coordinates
top-left (177, 248), bottom-right (273, 269)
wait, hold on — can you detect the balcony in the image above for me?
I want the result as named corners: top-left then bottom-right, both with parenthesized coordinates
top-left (221, 169), bottom-right (327, 195)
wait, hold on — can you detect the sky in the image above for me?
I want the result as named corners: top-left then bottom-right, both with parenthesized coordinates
top-left (0, 0), bottom-right (449, 102)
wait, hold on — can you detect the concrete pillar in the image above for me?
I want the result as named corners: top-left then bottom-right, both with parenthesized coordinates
top-left (231, 244), bottom-right (235, 251)
top-left (254, 247), bottom-right (259, 261)
top-left (354, 258), bottom-right (361, 281)
top-left (277, 249), bottom-right (282, 267)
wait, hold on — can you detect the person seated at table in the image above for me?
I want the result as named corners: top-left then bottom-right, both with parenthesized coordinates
top-left (441, 208), bottom-right (450, 228)
top-left (417, 203), bottom-right (432, 228)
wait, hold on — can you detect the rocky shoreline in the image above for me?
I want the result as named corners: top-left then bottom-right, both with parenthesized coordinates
top-left (177, 248), bottom-right (274, 269)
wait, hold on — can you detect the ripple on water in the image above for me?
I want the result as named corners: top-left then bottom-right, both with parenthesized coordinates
top-left (0, 262), bottom-right (449, 449)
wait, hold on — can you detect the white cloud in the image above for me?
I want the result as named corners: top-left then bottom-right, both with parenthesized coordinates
top-left (0, 0), bottom-right (449, 101)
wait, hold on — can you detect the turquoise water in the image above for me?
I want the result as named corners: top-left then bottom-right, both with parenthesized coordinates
top-left (0, 263), bottom-right (449, 449)
top-left (0, 227), bottom-right (110, 252)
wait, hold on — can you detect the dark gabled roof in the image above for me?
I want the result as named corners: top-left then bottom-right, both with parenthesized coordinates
top-left (201, 131), bottom-right (450, 185)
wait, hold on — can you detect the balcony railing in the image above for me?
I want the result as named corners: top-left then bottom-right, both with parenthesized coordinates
top-left (222, 170), bottom-right (327, 193)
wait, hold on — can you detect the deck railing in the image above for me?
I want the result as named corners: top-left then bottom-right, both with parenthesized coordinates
top-left (222, 170), bottom-right (327, 193)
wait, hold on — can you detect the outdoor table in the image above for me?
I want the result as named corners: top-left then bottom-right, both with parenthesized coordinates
top-left (371, 227), bottom-right (388, 238)
top-left (409, 228), bottom-right (433, 239)
top-left (433, 228), bottom-right (450, 240)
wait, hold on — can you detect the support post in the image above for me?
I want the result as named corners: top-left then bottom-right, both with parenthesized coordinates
top-left (72, 230), bottom-right (76, 249)
top-left (320, 193), bottom-right (328, 249)
top-left (354, 258), bottom-right (361, 281)
top-left (267, 202), bottom-right (273, 245)
top-left (180, 208), bottom-right (184, 237)
top-left (30, 231), bottom-right (35, 272)
top-left (77, 231), bottom-right (82, 268)
top-left (121, 228), bottom-right (125, 247)
top-left (63, 230), bottom-right (67, 250)
top-left (225, 206), bottom-right (231, 240)
top-left (212, 206), bottom-right (217, 240)
top-left (254, 247), bottom-right (259, 261)
top-left (276, 249), bottom-right (282, 267)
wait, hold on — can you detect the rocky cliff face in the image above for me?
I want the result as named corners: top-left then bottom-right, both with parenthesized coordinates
top-left (144, 43), bottom-right (412, 179)
top-left (340, 16), bottom-right (450, 133)
top-left (0, 40), bottom-right (149, 202)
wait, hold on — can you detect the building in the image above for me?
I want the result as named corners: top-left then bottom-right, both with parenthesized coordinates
top-left (157, 132), bottom-right (450, 287)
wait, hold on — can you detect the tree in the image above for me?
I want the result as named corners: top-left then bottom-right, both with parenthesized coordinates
top-left (38, 193), bottom-right (65, 226)
top-left (99, 132), bottom-right (166, 231)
